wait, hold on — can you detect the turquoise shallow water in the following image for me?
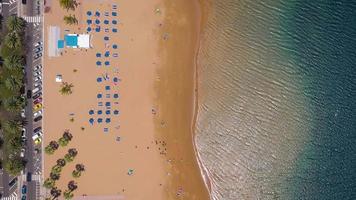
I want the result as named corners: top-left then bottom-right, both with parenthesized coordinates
top-left (195, 1), bottom-right (356, 199)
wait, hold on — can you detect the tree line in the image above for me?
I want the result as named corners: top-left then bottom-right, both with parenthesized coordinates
top-left (0, 16), bottom-right (28, 175)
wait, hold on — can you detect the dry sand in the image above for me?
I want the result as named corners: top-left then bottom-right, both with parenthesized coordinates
top-left (43, 0), bottom-right (209, 199)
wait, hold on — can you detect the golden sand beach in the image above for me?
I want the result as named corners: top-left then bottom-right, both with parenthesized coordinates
top-left (43, 0), bottom-right (209, 199)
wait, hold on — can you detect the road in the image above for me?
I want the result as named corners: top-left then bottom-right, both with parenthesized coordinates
top-left (22, 0), bottom-right (43, 199)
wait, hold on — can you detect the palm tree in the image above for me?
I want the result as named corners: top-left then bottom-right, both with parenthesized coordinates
top-left (6, 16), bottom-right (26, 32)
top-left (3, 97), bottom-right (23, 112)
top-left (63, 15), bottom-right (78, 25)
top-left (3, 120), bottom-right (21, 134)
top-left (64, 154), bottom-right (74, 163)
top-left (44, 146), bottom-right (55, 155)
top-left (68, 148), bottom-right (78, 157)
top-left (4, 54), bottom-right (24, 69)
top-left (43, 178), bottom-right (55, 189)
top-left (63, 190), bottom-right (74, 200)
top-left (3, 158), bottom-right (24, 176)
top-left (59, 130), bottom-right (72, 146)
top-left (56, 158), bottom-right (66, 167)
top-left (64, 148), bottom-right (78, 162)
top-left (63, 130), bottom-right (73, 141)
top-left (50, 172), bottom-right (60, 181)
top-left (72, 164), bottom-right (85, 178)
top-left (51, 165), bottom-right (62, 174)
top-left (59, 82), bottom-right (74, 95)
top-left (58, 137), bottom-right (69, 147)
top-left (4, 76), bottom-right (22, 91)
top-left (72, 170), bottom-right (81, 178)
top-left (67, 180), bottom-right (78, 191)
top-left (7, 137), bottom-right (23, 153)
top-left (49, 141), bottom-right (59, 150)
top-left (75, 164), bottom-right (85, 172)
top-left (5, 32), bottom-right (21, 49)
top-left (4, 32), bottom-right (22, 49)
top-left (4, 78), bottom-right (18, 91)
top-left (59, 0), bottom-right (78, 11)
top-left (50, 187), bottom-right (62, 199)
top-left (45, 141), bottom-right (59, 155)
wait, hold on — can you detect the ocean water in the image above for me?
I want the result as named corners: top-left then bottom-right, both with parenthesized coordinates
top-left (195, 1), bottom-right (356, 199)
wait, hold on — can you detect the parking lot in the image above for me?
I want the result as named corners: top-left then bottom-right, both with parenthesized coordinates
top-left (21, 1), bottom-right (44, 200)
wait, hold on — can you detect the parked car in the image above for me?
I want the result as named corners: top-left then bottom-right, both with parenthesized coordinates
top-left (21, 185), bottom-right (27, 194)
top-left (8, 177), bottom-right (17, 187)
top-left (34, 76), bottom-right (42, 82)
top-left (34, 137), bottom-right (42, 145)
top-left (32, 92), bottom-right (42, 100)
top-left (33, 126), bottom-right (42, 133)
top-left (21, 128), bottom-right (26, 141)
top-left (34, 97), bottom-right (42, 104)
top-left (32, 87), bottom-right (41, 94)
top-left (36, 131), bottom-right (43, 137)
top-left (33, 74), bottom-right (42, 80)
top-left (34, 53), bottom-right (42, 59)
top-left (33, 103), bottom-right (42, 111)
top-left (34, 78), bottom-right (42, 84)
top-left (21, 109), bottom-right (26, 118)
top-left (33, 71), bottom-right (42, 77)
top-left (21, 195), bottom-right (26, 200)
top-left (35, 42), bottom-right (42, 47)
top-left (33, 65), bottom-right (42, 72)
top-left (32, 131), bottom-right (43, 141)
top-left (33, 110), bottom-right (42, 117)
top-left (34, 115), bottom-right (42, 122)
top-left (20, 148), bottom-right (25, 158)
top-left (34, 47), bottom-right (43, 53)
top-left (34, 82), bottom-right (41, 88)
top-left (26, 90), bottom-right (32, 98)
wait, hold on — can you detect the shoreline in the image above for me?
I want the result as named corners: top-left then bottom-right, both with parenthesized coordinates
top-left (191, 0), bottom-right (213, 196)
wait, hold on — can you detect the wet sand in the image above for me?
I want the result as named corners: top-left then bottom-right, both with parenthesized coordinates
top-left (43, 0), bottom-right (209, 199)
top-left (153, 0), bottom-right (210, 199)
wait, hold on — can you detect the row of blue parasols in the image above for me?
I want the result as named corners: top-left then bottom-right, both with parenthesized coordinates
top-left (87, 11), bottom-right (118, 17)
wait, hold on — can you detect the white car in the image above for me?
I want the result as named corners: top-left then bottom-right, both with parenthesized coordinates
top-left (32, 131), bottom-right (43, 141)
top-left (33, 110), bottom-right (42, 118)
top-left (33, 71), bottom-right (42, 77)
top-left (34, 82), bottom-right (41, 88)
top-left (33, 65), bottom-right (42, 72)
top-left (34, 47), bottom-right (43, 53)
top-left (21, 128), bottom-right (26, 141)
top-left (34, 53), bottom-right (42, 59)
top-left (34, 78), bottom-right (42, 84)
top-left (35, 42), bottom-right (42, 47)
top-left (20, 148), bottom-right (25, 157)
top-left (32, 134), bottom-right (39, 141)
top-left (21, 109), bottom-right (26, 118)
top-left (32, 87), bottom-right (41, 94)
top-left (34, 76), bottom-right (42, 82)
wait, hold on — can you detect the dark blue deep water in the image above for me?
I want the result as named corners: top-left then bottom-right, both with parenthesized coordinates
top-left (285, 1), bottom-right (356, 199)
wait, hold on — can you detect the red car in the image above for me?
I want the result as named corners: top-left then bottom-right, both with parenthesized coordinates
top-left (34, 97), bottom-right (42, 104)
